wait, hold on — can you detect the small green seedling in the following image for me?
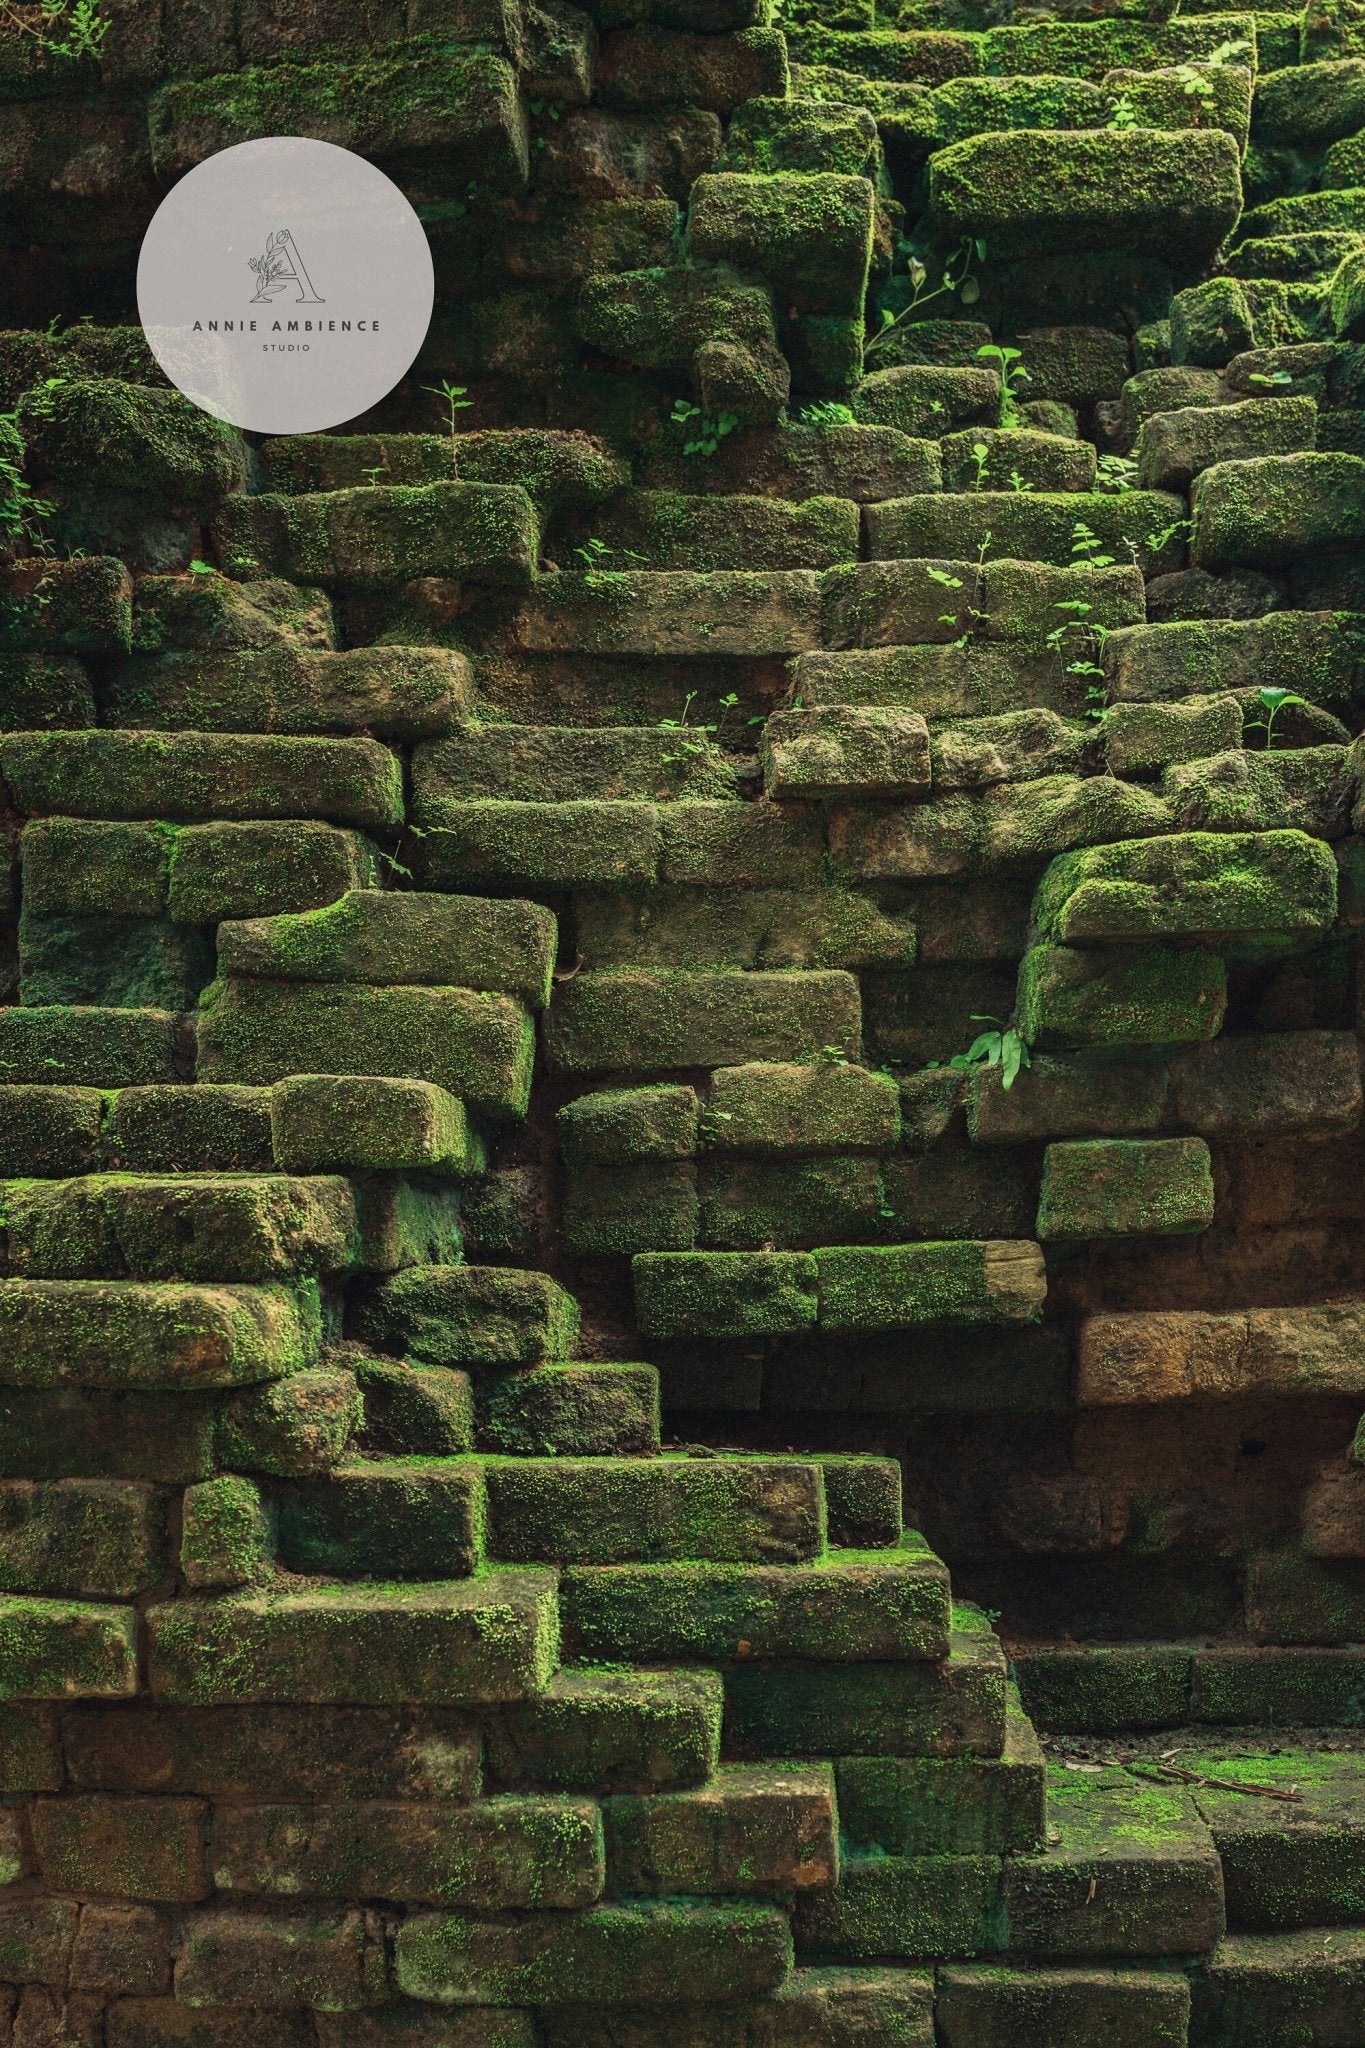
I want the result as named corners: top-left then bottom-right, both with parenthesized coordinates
top-left (1245, 685), bottom-right (1308, 749)
top-left (948, 1016), bottom-right (1031, 1091)
top-left (977, 343), bottom-right (1030, 427)
top-left (671, 399), bottom-right (739, 457)
top-left (798, 400), bottom-right (857, 427)
top-left (422, 379), bottom-right (473, 476)
top-left (866, 234), bottom-right (985, 360)
top-left (2, 0), bottom-right (108, 59)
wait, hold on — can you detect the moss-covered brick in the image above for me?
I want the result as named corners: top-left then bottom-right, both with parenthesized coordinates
top-left (577, 883), bottom-right (916, 974)
top-left (479, 1363), bottom-right (660, 1458)
top-left (212, 483), bottom-right (538, 591)
top-left (512, 568), bottom-right (820, 657)
top-left (1014, 1645), bottom-right (1195, 1737)
top-left (260, 429), bottom-right (627, 516)
top-left (700, 1153), bottom-right (882, 1247)
top-left (820, 558), bottom-right (976, 648)
top-left (394, 1898), bottom-right (792, 2005)
top-left (762, 707), bottom-right (931, 799)
top-left (1111, 55), bottom-right (1252, 146)
top-left (102, 1087), bottom-right (273, 1174)
top-left (0, 1386), bottom-right (216, 1485)
top-left (414, 724), bottom-right (736, 808)
top-left (168, 1903), bottom-right (389, 2010)
top-left (582, 488), bottom-right (860, 572)
top-left (1180, 1750), bottom-right (1365, 1929)
top-left (316, 2012), bottom-right (532, 2048)
top-left (562, 1159), bottom-right (700, 1254)
top-left (486, 1453), bottom-right (824, 1565)
top-left (106, 647), bottom-right (470, 743)
top-left (1018, 943), bottom-right (1227, 1049)
top-left (1253, 55), bottom-right (1365, 143)
top-left (719, 94), bottom-right (879, 175)
top-left (0, 653), bottom-right (95, 729)
top-left (1034, 830), bottom-right (1337, 951)
top-left (633, 1250), bottom-right (819, 1338)
top-left (930, 71), bottom-right (1109, 143)
top-left (792, 1850), bottom-right (1002, 1959)
top-left (983, 14), bottom-right (1258, 80)
top-left (1170, 277), bottom-right (1256, 369)
top-left (941, 427), bottom-right (1097, 494)
top-left (0, 1596), bottom-right (137, 1700)
top-left (937, 1963), bottom-right (1191, 2047)
top-left (1108, 612), bottom-right (1355, 715)
top-left (809, 1455), bottom-right (901, 1549)
top-left (1190, 1925), bottom-right (1365, 2048)
top-left (597, 25), bottom-right (788, 111)
top-left (146, 1571), bottom-right (560, 1705)
top-left (1168, 1029), bottom-right (1362, 1136)
top-left (838, 1690), bottom-right (1045, 1857)
top-left (19, 377), bottom-right (245, 503)
top-left (219, 1363), bottom-right (362, 1476)
top-left (1191, 1644), bottom-right (1365, 1725)
top-left (865, 490), bottom-right (1188, 573)
top-left (1076, 1303), bottom-right (1365, 1405)
top-left (270, 1080), bottom-right (474, 1181)
top-left (1191, 452), bottom-right (1365, 569)
top-left (564, 1539), bottom-right (951, 1663)
top-left (1135, 397), bottom-right (1316, 492)
top-left (0, 1007), bottom-right (177, 1090)
top-left (1164, 746), bottom-right (1351, 840)
top-left (559, 1084), bottom-right (698, 1166)
top-left (0, 556), bottom-right (131, 657)
top-left (1, 731), bottom-right (402, 829)
top-left (970, 1053), bottom-right (1168, 1146)
top-left (486, 1666), bottom-right (722, 1793)
top-left (0, 1477), bottom-right (166, 1597)
top-left (149, 46), bottom-right (528, 187)
top-left (129, 567), bottom-right (336, 658)
top-left (0, 1173), bottom-right (356, 1282)
top-left (546, 968), bottom-right (861, 1072)
top-left (1103, 697), bottom-right (1245, 777)
top-left (357, 1265), bottom-right (578, 1370)
top-left (181, 1475), bottom-right (274, 1591)
top-left (1037, 1136), bottom-right (1214, 1240)
top-left (540, 1969), bottom-right (935, 2048)
top-left (706, 1059), bottom-right (901, 1152)
top-left (18, 910), bottom-right (213, 1011)
top-left (0, 1703), bottom-right (59, 1793)
top-left (815, 1241), bottom-right (1046, 1330)
top-left (659, 801), bottom-right (827, 888)
top-left (0, 1277), bottom-right (318, 1390)
top-left (224, 891), bottom-right (555, 1012)
top-left (726, 1611), bottom-right (1007, 1757)
top-left (1330, 246), bottom-right (1365, 339)
top-left (418, 801), bottom-right (661, 890)
top-left (0, 1086), bottom-right (104, 1177)
top-left (606, 1762), bottom-right (836, 1896)
top-left (197, 979), bottom-right (533, 1120)
top-left (686, 172), bottom-right (873, 317)
top-left (277, 1459), bottom-right (485, 1579)
top-left (167, 821), bottom-right (378, 923)
top-left (355, 1358), bottom-right (473, 1458)
top-left (1240, 186), bottom-right (1365, 240)
top-left (643, 420), bottom-right (940, 500)
top-left (22, 818), bottom-right (171, 917)
top-left (879, 1150), bottom-right (1036, 1242)
top-left (212, 1794), bottom-right (603, 1910)
top-left (1245, 1549), bottom-right (1365, 1645)
top-left (32, 1794), bottom-right (207, 1903)
top-left (852, 363), bottom-right (999, 435)
top-left (1004, 1767), bottom-right (1225, 1956)
top-left (930, 128), bottom-right (1241, 263)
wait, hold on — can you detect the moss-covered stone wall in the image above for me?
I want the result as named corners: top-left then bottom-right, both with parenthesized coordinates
top-left (2, 0), bottom-right (1365, 2038)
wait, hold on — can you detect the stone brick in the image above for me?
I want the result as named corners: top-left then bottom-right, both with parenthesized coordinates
top-left (0, 1899), bottom-right (78, 1985)
top-left (395, 1900), bottom-right (793, 2004)
top-left (181, 1477), bottom-right (274, 1590)
top-left (486, 1454), bottom-right (824, 1565)
top-left (32, 1795), bottom-right (208, 1903)
top-left (792, 1852), bottom-right (1003, 1960)
top-left (102, 1088), bottom-right (274, 1174)
top-left (70, 1904), bottom-right (171, 1996)
top-left (0, 1388), bottom-right (217, 1486)
top-left (536, 1969), bottom-right (935, 2047)
top-left (277, 1459), bottom-right (485, 1579)
top-left (485, 1668), bottom-right (722, 1793)
top-left (1168, 1031), bottom-right (1362, 1137)
top-left (213, 1796), bottom-right (604, 1908)
top-left (1032, 831), bottom-right (1338, 949)
top-left (0, 1704), bottom-right (60, 1792)
top-left (547, 969), bottom-right (860, 1072)
top-left (167, 823), bottom-right (377, 924)
top-left (607, 1764), bottom-right (837, 1895)
top-left (838, 1695), bottom-right (1046, 1857)
top-left (1018, 943), bottom-right (1227, 1050)
top-left (1036, 1137), bottom-right (1214, 1240)
top-left (0, 1477), bottom-right (168, 1597)
top-left (0, 1087), bottom-right (105, 1177)
top-left (146, 1574), bottom-right (560, 1705)
top-left (213, 483), bottom-right (539, 590)
top-left (563, 1159), bottom-right (699, 1254)
top-left (479, 1363), bottom-right (660, 1457)
top-left (937, 1964), bottom-right (1192, 2047)
top-left (317, 2011), bottom-right (535, 2048)
top-left (1077, 1304), bottom-right (1365, 1404)
top-left (107, 2002), bottom-right (317, 2046)
top-left (0, 1008), bottom-right (178, 1089)
top-left (173, 1905), bottom-right (389, 2009)
top-left (633, 1251), bottom-right (819, 1338)
top-left (815, 1242), bottom-right (1046, 1330)
top-left (355, 1267), bottom-right (580, 1368)
top-left (271, 1077), bottom-right (481, 1176)
top-left (106, 646), bottom-right (469, 742)
top-left (762, 707), bottom-right (931, 800)
top-left (219, 1364), bottom-right (362, 1477)
top-left (706, 1060), bottom-right (900, 1152)
top-left (0, 1278), bottom-right (319, 1390)
top-left (357, 1359), bottom-right (475, 1457)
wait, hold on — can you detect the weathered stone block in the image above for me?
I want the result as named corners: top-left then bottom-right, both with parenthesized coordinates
top-left (815, 1241), bottom-right (1047, 1330)
top-left (633, 1250), bottom-right (819, 1338)
top-left (559, 1085), bottom-right (698, 1165)
top-left (167, 822), bottom-right (377, 923)
top-left (413, 722), bottom-right (735, 806)
top-left (1136, 397), bottom-right (1316, 491)
top-left (547, 969), bottom-right (861, 1071)
top-left (172, 1904), bottom-right (389, 2009)
top-left (19, 376), bottom-right (245, 502)
top-left (937, 1963), bottom-right (1192, 2047)
top-left (486, 1454), bottom-right (824, 1565)
top-left (0, 1597), bottom-right (137, 1700)
top-left (485, 1667), bottom-right (722, 1793)
top-left (1018, 943), bottom-right (1227, 1049)
top-left (792, 1851), bottom-right (1003, 1960)
top-left (1169, 1031), bottom-right (1362, 1137)
top-left (271, 1077), bottom-right (480, 1177)
top-left (356, 1266), bottom-right (579, 1368)
top-left (1191, 452), bottom-right (1365, 570)
top-left (419, 800), bottom-right (661, 890)
top-left (106, 647), bottom-right (470, 742)
top-left (688, 172), bottom-right (874, 315)
top-left (219, 1364), bottom-right (362, 1477)
top-left (1077, 1303), bottom-right (1365, 1403)
top-left (1037, 1137), bottom-right (1215, 1240)
top-left (607, 1763), bottom-right (837, 1895)
top-left (0, 1007), bottom-right (178, 1089)
top-left (706, 1060), bottom-right (900, 1152)
top-left (277, 1459), bottom-right (485, 1579)
top-left (213, 484), bottom-right (539, 590)
top-left (181, 1476), bottom-right (273, 1591)
top-left (0, 1477), bottom-right (168, 1597)
top-left (1102, 696), bottom-right (1244, 776)
top-left (146, 1573), bottom-right (560, 1705)
top-left (761, 707), bottom-right (931, 799)
top-left (0, 1278), bottom-right (319, 1389)
top-left (33, 1795), bottom-right (207, 1904)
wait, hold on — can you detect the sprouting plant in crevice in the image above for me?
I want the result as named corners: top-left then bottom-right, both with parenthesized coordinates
top-left (1009, 469), bottom-right (1034, 494)
top-left (0, 0), bottom-right (107, 60)
top-left (1070, 520), bottom-right (1117, 570)
top-left (1248, 369), bottom-right (1294, 390)
top-left (658, 688), bottom-right (740, 765)
top-left (1145, 515), bottom-right (1193, 558)
top-left (697, 1107), bottom-right (733, 1146)
top-left (797, 400), bottom-right (857, 427)
top-left (527, 96), bottom-right (563, 155)
top-left (969, 440), bottom-right (991, 491)
top-left (945, 529), bottom-right (993, 649)
top-left (947, 1015), bottom-right (1032, 1091)
top-left (1047, 597), bottom-right (1111, 721)
top-left (422, 379), bottom-right (472, 477)
top-left (1096, 453), bottom-right (1137, 494)
top-left (977, 342), bottom-right (1030, 427)
top-left (671, 398), bottom-right (739, 457)
top-left (1108, 91), bottom-right (1139, 130)
top-left (0, 411), bottom-right (54, 555)
top-left (573, 537), bottom-right (645, 590)
top-left (865, 233), bottom-right (985, 362)
top-left (818, 1043), bottom-right (850, 1066)
top-left (1245, 684), bottom-right (1308, 749)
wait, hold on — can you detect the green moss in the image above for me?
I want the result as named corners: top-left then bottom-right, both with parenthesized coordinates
top-left (182, 1474), bottom-right (274, 1589)
top-left (1018, 942), bottom-right (1227, 1050)
top-left (687, 171), bottom-right (875, 317)
top-left (18, 375), bottom-right (245, 503)
top-left (0, 1594), bottom-right (137, 1700)
top-left (1036, 1136), bottom-right (1215, 1240)
top-left (278, 1458), bottom-right (486, 1579)
top-left (633, 1250), bottom-right (819, 1339)
top-left (356, 1265), bottom-right (580, 1369)
top-left (815, 1241), bottom-right (1046, 1330)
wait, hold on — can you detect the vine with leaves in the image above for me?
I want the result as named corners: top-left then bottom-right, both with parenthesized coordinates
top-left (0, 0), bottom-right (108, 60)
